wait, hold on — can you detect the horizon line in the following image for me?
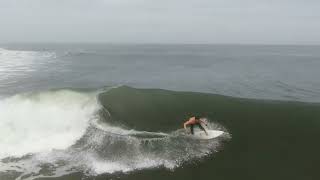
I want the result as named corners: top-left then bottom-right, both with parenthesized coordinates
top-left (1, 42), bottom-right (320, 46)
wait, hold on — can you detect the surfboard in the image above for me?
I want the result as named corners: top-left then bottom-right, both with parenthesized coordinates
top-left (192, 130), bottom-right (224, 140)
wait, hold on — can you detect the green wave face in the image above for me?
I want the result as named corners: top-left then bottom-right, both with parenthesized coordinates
top-left (99, 86), bottom-right (320, 179)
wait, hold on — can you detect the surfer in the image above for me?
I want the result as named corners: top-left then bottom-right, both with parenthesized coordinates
top-left (183, 116), bottom-right (208, 135)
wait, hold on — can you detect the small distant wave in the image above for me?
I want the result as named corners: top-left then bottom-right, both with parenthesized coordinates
top-left (59, 50), bottom-right (95, 58)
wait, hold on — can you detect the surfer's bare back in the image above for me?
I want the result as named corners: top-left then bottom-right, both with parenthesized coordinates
top-left (183, 116), bottom-right (208, 135)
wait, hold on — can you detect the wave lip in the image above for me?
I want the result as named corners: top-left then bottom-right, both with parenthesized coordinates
top-left (0, 90), bottom-right (99, 158)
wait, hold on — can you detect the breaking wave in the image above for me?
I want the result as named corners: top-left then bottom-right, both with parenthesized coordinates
top-left (0, 87), bottom-right (230, 180)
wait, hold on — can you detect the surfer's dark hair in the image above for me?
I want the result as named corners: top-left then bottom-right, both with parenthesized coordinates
top-left (194, 115), bottom-right (200, 120)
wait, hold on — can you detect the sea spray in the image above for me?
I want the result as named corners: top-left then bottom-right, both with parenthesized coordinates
top-left (0, 90), bottom-right (98, 158)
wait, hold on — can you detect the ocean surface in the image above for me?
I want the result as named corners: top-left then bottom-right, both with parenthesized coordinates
top-left (0, 44), bottom-right (319, 180)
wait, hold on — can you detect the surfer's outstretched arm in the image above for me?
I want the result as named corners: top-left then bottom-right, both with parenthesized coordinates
top-left (183, 122), bottom-right (188, 130)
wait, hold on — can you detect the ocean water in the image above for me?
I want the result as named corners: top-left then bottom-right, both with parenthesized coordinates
top-left (0, 44), bottom-right (319, 180)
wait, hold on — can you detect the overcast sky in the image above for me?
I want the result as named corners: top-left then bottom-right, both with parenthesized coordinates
top-left (0, 0), bottom-right (319, 44)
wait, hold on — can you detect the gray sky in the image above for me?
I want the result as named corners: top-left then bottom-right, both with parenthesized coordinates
top-left (1, 0), bottom-right (319, 44)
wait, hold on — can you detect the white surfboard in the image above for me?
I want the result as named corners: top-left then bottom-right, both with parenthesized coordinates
top-left (192, 130), bottom-right (224, 140)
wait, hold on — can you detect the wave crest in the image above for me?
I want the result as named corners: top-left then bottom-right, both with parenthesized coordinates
top-left (0, 90), bottom-right (98, 158)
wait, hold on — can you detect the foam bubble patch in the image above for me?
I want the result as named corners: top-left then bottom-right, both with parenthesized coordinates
top-left (0, 90), bottom-right (98, 158)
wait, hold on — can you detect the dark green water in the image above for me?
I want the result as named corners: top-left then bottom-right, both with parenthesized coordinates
top-left (101, 86), bottom-right (320, 180)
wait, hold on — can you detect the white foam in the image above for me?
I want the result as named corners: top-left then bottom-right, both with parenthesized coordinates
top-left (0, 90), bottom-right (98, 158)
top-left (85, 150), bottom-right (177, 175)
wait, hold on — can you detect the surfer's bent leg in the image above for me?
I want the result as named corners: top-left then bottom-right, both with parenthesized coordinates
top-left (190, 124), bottom-right (194, 134)
top-left (198, 124), bottom-right (208, 135)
